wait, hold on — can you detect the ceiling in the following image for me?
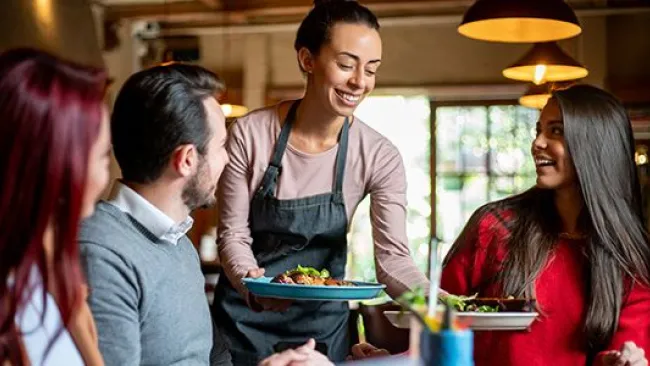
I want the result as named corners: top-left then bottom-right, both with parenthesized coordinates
top-left (101, 0), bottom-right (189, 4)
top-left (97, 0), bottom-right (650, 33)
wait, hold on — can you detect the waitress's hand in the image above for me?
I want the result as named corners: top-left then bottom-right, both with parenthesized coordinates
top-left (246, 268), bottom-right (293, 312)
top-left (601, 342), bottom-right (647, 366)
top-left (347, 343), bottom-right (390, 360)
top-left (258, 339), bottom-right (333, 366)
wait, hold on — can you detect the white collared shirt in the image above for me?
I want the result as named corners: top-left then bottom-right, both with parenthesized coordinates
top-left (107, 181), bottom-right (194, 245)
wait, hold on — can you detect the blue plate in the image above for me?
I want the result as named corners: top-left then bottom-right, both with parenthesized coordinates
top-left (242, 277), bottom-right (386, 301)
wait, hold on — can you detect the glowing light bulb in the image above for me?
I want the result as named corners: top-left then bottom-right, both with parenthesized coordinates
top-left (221, 104), bottom-right (233, 117)
top-left (533, 65), bottom-right (547, 85)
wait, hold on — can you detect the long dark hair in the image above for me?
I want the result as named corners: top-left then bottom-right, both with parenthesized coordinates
top-left (0, 48), bottom-right (106, 364)
top-left (445, 84), bottom-right (650, 353)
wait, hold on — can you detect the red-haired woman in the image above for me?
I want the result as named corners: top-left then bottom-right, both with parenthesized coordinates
top-left (0, 48), bottom-right (110, 366)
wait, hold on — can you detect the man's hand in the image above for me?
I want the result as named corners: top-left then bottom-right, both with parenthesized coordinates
top-left (347, 343), bottom-right (390, 361)
top-left (258, 339), bottom-right (333, 366)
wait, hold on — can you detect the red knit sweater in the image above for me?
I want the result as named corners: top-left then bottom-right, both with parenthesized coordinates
top-left (441, 212), bottom-right (650, 366)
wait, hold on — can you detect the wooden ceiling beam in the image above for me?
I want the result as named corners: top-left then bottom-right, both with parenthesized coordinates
top-left (106, 0), bottom-right (468, 23)
top-left (105, 0), bottom-right (650, 26)
top-left (196, 0), bottom-right (222, 10)
top-left (105, 1), bottom-right (213, 22)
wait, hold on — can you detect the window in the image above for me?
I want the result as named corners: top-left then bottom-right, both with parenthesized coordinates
top-left (347, 96), bottom-right (432, 282)
top-left (345, 98), bottom-right (540, 283)
top-left (435, 105), bottom-right (540, 257)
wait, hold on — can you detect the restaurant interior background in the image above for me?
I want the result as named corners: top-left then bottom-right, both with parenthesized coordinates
top-left (4, 0), bottom-right (650, 316)
top-left (99, 0), bottom-right (650, 288)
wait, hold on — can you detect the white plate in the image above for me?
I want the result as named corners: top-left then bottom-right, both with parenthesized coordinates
top-left (383, 310), bottom-right (539, 331)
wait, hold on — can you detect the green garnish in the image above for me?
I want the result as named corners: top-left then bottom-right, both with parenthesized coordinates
top-left (439, 293), bottom-right (477, 312)
top-left (397, 287), bottom-right (498, 313)
top-left (397, 286), bottom-right (427, 307)
top-left (286, 265), bottom-right (330, 278)
top-left (320, 269), bottom-right (330, 278)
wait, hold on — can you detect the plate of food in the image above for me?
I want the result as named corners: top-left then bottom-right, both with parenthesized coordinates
top-left (242, 265), bottom-right (386, 301)
top-left (384, 310), bottom-right (539, 331)
top-left (385, 291), bottom-right (538, 331)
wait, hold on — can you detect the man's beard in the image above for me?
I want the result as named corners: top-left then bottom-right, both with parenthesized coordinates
top-left (182, 165), bottom-right (217, 211)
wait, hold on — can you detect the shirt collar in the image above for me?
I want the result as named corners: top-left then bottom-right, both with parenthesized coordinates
top-left (107, 181), bottom-right (194, 245)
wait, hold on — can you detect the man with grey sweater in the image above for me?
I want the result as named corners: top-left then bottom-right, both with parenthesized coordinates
top-left (79, 63), bottom-right (232, 366)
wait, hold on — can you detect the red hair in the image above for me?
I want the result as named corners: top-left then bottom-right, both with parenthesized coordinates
top-left (0, 48), bottom-right (106, 363)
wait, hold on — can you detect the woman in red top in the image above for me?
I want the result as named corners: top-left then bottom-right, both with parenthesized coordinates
top-left (441, 84), bottom-right (650, 366)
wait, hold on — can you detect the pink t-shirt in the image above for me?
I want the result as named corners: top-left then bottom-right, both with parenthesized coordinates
top-left (217, 101), bottom-right (428, 298)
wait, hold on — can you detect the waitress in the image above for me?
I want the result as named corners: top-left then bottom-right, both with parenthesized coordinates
top-left (212, 0), bottom-right (428, 364)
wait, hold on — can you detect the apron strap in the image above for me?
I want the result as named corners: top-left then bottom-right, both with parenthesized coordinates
top-left (332, 117), bottom-right (350, 201)
top-left (257, 101), bottom-right (299, 198)
top-left (257, 100), bottom-right (350, 201)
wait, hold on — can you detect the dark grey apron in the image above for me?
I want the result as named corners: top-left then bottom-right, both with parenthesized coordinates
top-left (212, 100), bottom-right (351, 365)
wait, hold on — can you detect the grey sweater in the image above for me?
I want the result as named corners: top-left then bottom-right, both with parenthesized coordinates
top-left (79, 202), bottom-right (231, 366)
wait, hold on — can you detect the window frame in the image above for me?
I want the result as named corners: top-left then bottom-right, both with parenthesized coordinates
top-left (429, 99), bottom-right (538, 268)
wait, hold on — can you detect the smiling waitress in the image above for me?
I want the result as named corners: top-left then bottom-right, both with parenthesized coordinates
top-left (211, 0), bottom-right (428, 364)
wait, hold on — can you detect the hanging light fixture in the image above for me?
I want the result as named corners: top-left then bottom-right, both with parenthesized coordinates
top-left (221, 103), bottom-right (248, 118)
top-left (519, 83), bottom-right (552, 110)
top-left (519, 81), bottom-right (575, 109)
top-left (503, 42), bottom-right (588, 85)
top-left (220, 101), bottom-right (248, 118)
top-left (636, 145), bottom-right (649, 166)
top-left (222, 107), bottom-right (248, 117)
top-left (458, 0), bottom-right (581, 43)
top-left (219, 21), bottom-right (248, 118)
top-left (0, 0), bottom-right (104, 68)
top-left (222, 105), bottom-right (248, 118)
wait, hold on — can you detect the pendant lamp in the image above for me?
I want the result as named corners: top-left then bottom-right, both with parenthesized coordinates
top-left (519, 81), bottom-right (575, 109)
top-left (1, 0), bottom-right (104, 68)
top-left (219, 23), bottom-right (248, 119)
top-left (519, 84), bottom-right (552, 110)
top-left (503, 42), bottom-right (588, 85)
top-left (636, 146), bottom-right (649, 166)
top-left (221, 103), bottom-right (248, 118)
top-left (458, 0), bottom-right (581, 43)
